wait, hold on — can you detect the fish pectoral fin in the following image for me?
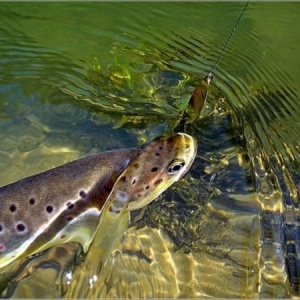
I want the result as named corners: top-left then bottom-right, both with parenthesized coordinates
top-left (23, 208), bottom-right (100, 259)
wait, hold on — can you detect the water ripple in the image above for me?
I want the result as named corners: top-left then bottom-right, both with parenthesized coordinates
top-left (0, 2), bottom-right (299, 297)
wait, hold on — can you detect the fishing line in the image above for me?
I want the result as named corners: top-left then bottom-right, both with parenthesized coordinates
top-left (175, 2), bottom-right (250, 132)
top-left (205, 1), bottom-right (250, 84)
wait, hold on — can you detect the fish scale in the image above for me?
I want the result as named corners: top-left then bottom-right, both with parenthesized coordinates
top-left (0, 149), bottom-right (139, 269)
top-left (65, 132), bottom-right (197, 297)
top-left (0, 132), bottom-right (197, 284)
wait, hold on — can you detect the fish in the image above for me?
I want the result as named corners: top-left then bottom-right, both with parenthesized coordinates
top-left (64, 132), bottom-right (197, 298)
top-left (0, 133), bottom-right (197, 273)
top-left (0, 148), bottom-right (139, 269)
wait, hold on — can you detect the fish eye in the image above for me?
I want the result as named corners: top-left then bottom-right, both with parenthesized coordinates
top-left (168, 160), bottom-right (185, 174)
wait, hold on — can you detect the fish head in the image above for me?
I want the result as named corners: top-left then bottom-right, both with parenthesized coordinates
top-left (108, 133), bottom-right (197, 213)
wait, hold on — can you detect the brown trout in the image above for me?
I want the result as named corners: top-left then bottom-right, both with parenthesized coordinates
top-left (65, 132), bottom-right (197, 298)
top-left (0, 133), bottom-right (197, 273)
top-left (0, 148), bottom-right (139, 270)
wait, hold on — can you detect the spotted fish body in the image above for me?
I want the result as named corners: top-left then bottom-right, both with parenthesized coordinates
top-left (65, 132), bottom-right (197, 298)
top-left (0, 132), bottom-right (197, 275)
top-left (0, 149), bottom-right (139, 269)
top-left (108, 132), bottom-right (198, 214)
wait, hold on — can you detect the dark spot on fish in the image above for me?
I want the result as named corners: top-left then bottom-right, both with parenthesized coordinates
top-left (0, 224), bottom-right (3, 232)
top-left (46, 205), bottom-right (54, 214)
top-left (104, 186), bottom-right (112, 193)
top-left (151, 167), bottom-right (158, 172)
top-left (154, 178), bottom-right (163, 185)
top-left (121, 176), bottom-right (127, 182)
top-left (104, 186), bottom-right (111, 194)
top-left (67, 204), bottom-right (75, 210)
top-left (60, 234), bottom-right (66, 239)
top-left (132, 179), bottom-right (136, 185)
top-left (132, 163), bottom-right (139, 169)
top-left (29, 197), bottom-right (36, 205)
top-left (9, 204), bottom-right (17, 213)
top-left (145, 185), bottom-right (150, 190)
top-left (66, 216), bottom-right (73, 222)
top-left (79, 190), bottom-right (87, 198)
top-left (155, 152), bottom-right (160, 156)
top-left (138, 193), bottom-right (142, 197)
top-left (159, 146), bottom-right (163, 150)
top-left (66, 202), bottom-right (71, 207)
top-left (16, 223), bottom-right (26, 232)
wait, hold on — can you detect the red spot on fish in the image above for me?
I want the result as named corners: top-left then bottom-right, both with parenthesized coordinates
top-left (0, 244), bottom-right (5, 252)
top-left (60, 234), bottom-right (66, 239)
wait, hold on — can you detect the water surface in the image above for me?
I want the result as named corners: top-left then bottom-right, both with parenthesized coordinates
top-left (0, 2), bottom-right (299, 298)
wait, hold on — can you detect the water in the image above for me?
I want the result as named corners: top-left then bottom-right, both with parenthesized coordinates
top-left (0, 2), bottom-right (299, 298)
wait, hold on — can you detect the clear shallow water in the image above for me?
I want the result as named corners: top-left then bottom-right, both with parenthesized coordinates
top-left (0, 2), bottom-right (299, 298)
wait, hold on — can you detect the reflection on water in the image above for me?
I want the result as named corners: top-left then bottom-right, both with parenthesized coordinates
top-left (0, 2), bottom-right (299, 298)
